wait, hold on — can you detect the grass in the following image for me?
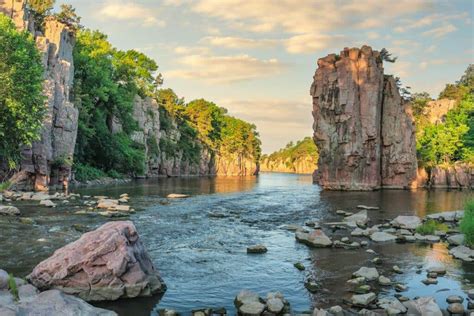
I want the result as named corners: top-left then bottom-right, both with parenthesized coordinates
top-left (416, 219), bottom-right (449, 235)
top-left (460, 199), bottom-right (474, 247)
top-left (0, 181), bottom-right (11, 192)
top-left (8, 273), bottom-right (18, 301)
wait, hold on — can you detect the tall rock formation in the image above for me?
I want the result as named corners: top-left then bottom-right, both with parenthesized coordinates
top-left (1, 0), bottom-right (77, 191)
top-left (310, 46), bottom-right (417, 190)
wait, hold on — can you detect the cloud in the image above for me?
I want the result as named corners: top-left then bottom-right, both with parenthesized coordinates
top-left (218, 98), bottom-right (313, 153)
top-left (98, 2), bottom-right (164, 27)
top-left (193, 0), bottom-right (431, 34)
top-left (395, 12), bottom-right (469, 32)
top-left (366, 31), bottom-right (380, 40)
top-left (284, 33), bottom-right (347, 54)
top-left (202, 36), bottom-right (280, 49)
top-left (165, 53), bottom-right (287, 83)
top-left (422, 24), bottom-right (457, 38)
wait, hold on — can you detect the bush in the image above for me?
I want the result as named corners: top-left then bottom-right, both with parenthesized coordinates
top-left (7, 273), bottom-right (18, 301)
top-left (73, 163), bottom-right (106, 182)
top-left (416, 220), bottom-right (449, 235)
top-left (0, 181), bottom-right (11, 192)
top-left (460, 199), bottom-right (474, 247)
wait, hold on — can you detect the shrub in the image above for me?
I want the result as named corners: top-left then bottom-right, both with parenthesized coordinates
top-left (73, 163), bottom-right (106, 182)
top-left (460, 199), bottom-right (474, 247)
top-left (0, 181), bottom-right (11, 192)
top-left (416, 220), bottom-right (449, 235)
top-left (7, 273), bottom-right (18, 301)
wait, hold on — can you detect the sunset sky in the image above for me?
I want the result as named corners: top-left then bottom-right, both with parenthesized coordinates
top-left (57, 0), bottom-right (474, 153)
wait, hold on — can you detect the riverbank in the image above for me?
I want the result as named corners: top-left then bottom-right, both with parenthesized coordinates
top-left (0, 174), bottom-right (472, 315)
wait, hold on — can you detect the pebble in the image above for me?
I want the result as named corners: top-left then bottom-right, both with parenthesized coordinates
top-left (246, 245), bottom-right (267, 254)
top-left (422, 278), bottom-right (438, 285)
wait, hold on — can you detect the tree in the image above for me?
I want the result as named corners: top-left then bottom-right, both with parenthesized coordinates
top-left (0, 14), bottom-right (45, 168)
top-left (380, 48), bottom-right (398, 63)
top-left (28, 0), bottom-right (55, 15)
top-left (54, 4), bottom-right (82, 30)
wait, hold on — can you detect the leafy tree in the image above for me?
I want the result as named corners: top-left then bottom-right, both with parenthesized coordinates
top-left (0, 14), bottom-right (44, 168)
top-left (73, 29), bottom-right (159, 176)
top-left (28, 0), bottom-right (55, 16)
top-left (54, 4), bottom-right (81, 30)
top-left (156, 88), bottom-right (185, 118)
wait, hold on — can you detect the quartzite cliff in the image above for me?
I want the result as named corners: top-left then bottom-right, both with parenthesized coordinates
top-left (310, 46), bottom-right (418, 190)
top-left (0, 0), bottom-right (77, 191)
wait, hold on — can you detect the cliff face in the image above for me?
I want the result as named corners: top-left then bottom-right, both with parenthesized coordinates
top-left (1, 1), bottom-right (77, 191)
top-left (260, 156), bottom-right (316, 174)
top-left (310, 46), bottom-right (417, 190)
top-left (129, 96), bottom-right (258, 177)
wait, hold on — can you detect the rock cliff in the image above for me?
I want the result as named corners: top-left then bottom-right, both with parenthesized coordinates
top-left (1, 0), bottom-right (77, 191)
top-left (124, 96), bottom-right (258, 177)
top-left (260, 156), bottom-right (316, 174)
top-left (310, 46), bottom-right (417, 190)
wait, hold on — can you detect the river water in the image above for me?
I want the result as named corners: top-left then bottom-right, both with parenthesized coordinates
top-left (0, 173), bottom-right (472, 315)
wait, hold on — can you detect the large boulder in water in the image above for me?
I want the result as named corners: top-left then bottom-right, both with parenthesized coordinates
top-left (28, 221), bottom-right (166, 301)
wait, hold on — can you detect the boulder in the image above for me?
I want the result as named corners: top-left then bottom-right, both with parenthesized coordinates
top-left (295, 229), bottom-right (332, 247)
top-left (0, 206), bottom-right (20, 216)
top-left (370, 231), bottom-right (397, 242)
top-left (350, 292), bottom-right (377, 307)
top-left (97, 199), bottom-right (119, 209)
top-left (391, 216), bottom-right (421, 230)
top-left (449, 245), bottom-right (474, 262)
top-left (447, 234), bottom-right (464, 246)
top-left (402, 297), bottom-right (442, 316)
top-left (28, 221), bottom-right (166, 301)
top-left (378, 297), bottom-right (407, 314)
top-left (426, 211), bottom-right (463, 222)
top-left (39, 199), bottom-right (56, 207)
top-left (344, 210), bottom-right (368, 227)
top-left (353, 267), bottom-right (379, 281)
top-left (246, 245), bottom-right (267, 254)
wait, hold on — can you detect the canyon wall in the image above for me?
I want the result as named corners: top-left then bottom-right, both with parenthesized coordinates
top-left (1, 1), bottom-right (77, 191)
top-left (260, 156), bottom-right (316, 174)
top-left (310, 46), bottom-right (417, 190)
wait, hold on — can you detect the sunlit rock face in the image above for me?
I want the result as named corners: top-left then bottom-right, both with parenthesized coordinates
top-left (310, 46), bottom-right (417, 190)
top-left (0, 1), bottom-right (77, 191)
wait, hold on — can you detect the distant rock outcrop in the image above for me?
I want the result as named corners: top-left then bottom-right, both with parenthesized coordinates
top-left (0, 1), bottom-right (77, 191)
top-left (310, 46), bottom-right (417, 190)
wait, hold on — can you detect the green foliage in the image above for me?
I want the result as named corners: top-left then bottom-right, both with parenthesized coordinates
top-left (263, 137), bottom-right (318, 169)
top-left (54, 4), bottom-right (81, 30)
top-left (460, 199), bottom-right (474, 247)
top-left (147, 135), bottom-right (160, 158)
top-left (7, 274), bottom-right (18, 301)
top-left (73, 163), bottom-right (107, 181)
top-left (28, 0), bottom-right (55, 31)
top-left (415, 220), bottom-right (449, 235)
top-left (0, 15), bottom-right (45, 169)
top-left (0, 181), bottom-right (11, 192)
top-left (73, 29), bottom-right (158, 177)
top-left (417, 93), bottom-right (473, 166)
top-left (220, 116), bottom-right (261, 162)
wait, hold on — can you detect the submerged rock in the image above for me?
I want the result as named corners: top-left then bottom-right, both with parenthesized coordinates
top-left (39, 199), bottom-right (56, 207)
top-left (344, 210), bottom-right (368, 227)
top-left (28, 221), bottom-right (166, 301)
top-left (402, 297), bottom-right (442, 316)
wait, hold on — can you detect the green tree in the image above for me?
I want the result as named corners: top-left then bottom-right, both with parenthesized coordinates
top-left (54, 4), bottom-right (81, 30)
top-left (28, 0), bottom-right (55, 15)
top-left (0, 14), bottom-right (44, 168)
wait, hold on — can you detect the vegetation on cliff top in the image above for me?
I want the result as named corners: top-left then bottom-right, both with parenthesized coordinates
top-left (412, 65), bottom-right (474, 167)
top-left (0, 14), bottom-right (45, 169)
top-left (261, 137), bottom-right (318, 173)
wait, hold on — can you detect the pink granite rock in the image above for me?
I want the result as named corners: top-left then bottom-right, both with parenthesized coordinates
top-left (310, 46), bottom-right (417, 190)
top-left (28, 221), bottom-right (166, 301)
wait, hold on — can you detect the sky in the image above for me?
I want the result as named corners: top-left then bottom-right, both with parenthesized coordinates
top-left (57, 0), bottom-right (473, 153)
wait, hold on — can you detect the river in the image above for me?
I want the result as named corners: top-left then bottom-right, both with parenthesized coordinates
top-left (0, 173), bottom-right (472, 315)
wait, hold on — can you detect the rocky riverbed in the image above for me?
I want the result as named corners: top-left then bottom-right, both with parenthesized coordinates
top-left (0, 173), bottom-right (472, 315)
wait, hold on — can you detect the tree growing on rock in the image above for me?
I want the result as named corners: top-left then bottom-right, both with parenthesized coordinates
top-left (380, 48), bottom-right (397, 63)
top-left (0, 14), bottom-right (45, 169)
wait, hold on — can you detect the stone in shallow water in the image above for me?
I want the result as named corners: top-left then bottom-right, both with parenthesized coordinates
top-left (350, 292), bottom-right (377, 307)
top-left (357, 205), bottom-right (379, 210)
top-left (370, 231), bottom-right (397, 242)
top-left (166, 193), bottom-right (190, 199)
top-left (39, 199), bottom-right (56, 207)
top-left (295, 229), bottom-right (332, 248)
top-left (402, 297), bottom-right (442, 316)
top-left (353, 267), bottom-right (379, 281)
top-left (344, 210), bottom-right (368, 227)
top-left (27, 221), bottom-right (166, 301)
top-left (447, 234), bottom-right (464, 246)
top-left (378, 297), bottom-right (407, 314)
top-left (0, 269), bottom-right (8, 290)
top-left (427, 263), bottom-right (447, 275)
top-left (266, 297), bottom-right (284, 313)
top-left (294, 262), bottom-right (305, 271)
top-left (391, 215), bottom-right (421, 229)
top-left (449, 245), bottom-right (474, 262)
top-left (446, 295), bottom-right (463, 304)
top-left (239, 301), bottom-right (265, 316)
top-left (447, 302), bottom-right (464, 314)
top-left (422, 278), bottom-right (438, 285)
top-left (246, 245), bottom-right (267, 254)
top-left (0, 206), bottom-right (20, 216)
top-left (235, 290), bottom-right (260, 307)
top-left (378, 276), bottom-right (391, 286)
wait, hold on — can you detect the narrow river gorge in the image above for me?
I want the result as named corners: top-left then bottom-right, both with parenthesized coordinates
top-left (1, 173), bottom-right (471, 314)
